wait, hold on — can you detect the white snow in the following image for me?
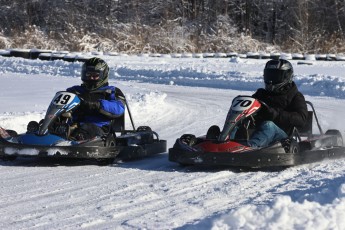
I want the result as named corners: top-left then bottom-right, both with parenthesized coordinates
top-left (1, 55), bottom-right (345, 229)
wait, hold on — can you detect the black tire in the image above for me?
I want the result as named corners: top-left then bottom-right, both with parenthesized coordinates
top-left (0, 155), bottom-right (17, 161)
top-left (96, 158), bottom-right (114, 166)
top-left (30, 50), bottom-right (51, 59)
top-left (100, 135), bottom-right (116, 165)
top-left (104, 135), bottom-right (116, 147)
top-left (325, 129), bottom-right (343, 146)
top-left (6, 130), bottom-right (18, 137)
top-left (180, 134), bottom-right (197, 146)
top-left (26, 121), bottom-right (40, 133)
top-left (289, 141), bottom-right (300, 154)
top-left (10, 49), bottom-right (30, 59)
top-left (136, 126), bottom-right (154, 144)
top-left (137, 126), bottom-right (152, 132)
top-left (206, 125), bottom-right (220, 139)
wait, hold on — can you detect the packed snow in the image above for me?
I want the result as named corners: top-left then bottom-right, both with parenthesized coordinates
top-left (1, 55), bottom-right (345, 229)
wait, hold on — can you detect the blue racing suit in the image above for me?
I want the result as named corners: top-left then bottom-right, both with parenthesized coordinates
top-left (66, 85), bottom-right (125, 128)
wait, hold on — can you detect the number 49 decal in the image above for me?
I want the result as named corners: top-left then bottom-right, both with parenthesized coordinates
top-left (53, 92), bottom-right (74, 105)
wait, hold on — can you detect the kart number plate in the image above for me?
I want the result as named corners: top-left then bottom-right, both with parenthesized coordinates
top-left (231, 96), bottom-right (256, 111)
top-left (52, 92), bottom-right (76, 106)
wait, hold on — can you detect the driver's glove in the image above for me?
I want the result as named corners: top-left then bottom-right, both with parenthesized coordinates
top-left (261, 104), bottom-right (279, 121)
top-left (80, 98), bottom-right (101, 112)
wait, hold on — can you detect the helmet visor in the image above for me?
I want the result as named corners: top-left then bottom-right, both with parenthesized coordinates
top-left (265, 81), bottom-right (286, 92)
top-left (264, 69), bottom-right (285, 84)
top-left (81, 66), bottom-right (104, 82)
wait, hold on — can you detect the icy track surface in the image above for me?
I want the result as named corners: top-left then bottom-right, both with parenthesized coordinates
top-left (1, 56), bottom-right (345, 229)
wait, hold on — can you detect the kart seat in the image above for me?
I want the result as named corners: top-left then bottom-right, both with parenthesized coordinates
top-left (290, 110), bottom-right (313, 142)
top-left (108, 87), bottom-right (126, 134)
top-left (110, 114), bottom-right (125, 133)
top-left (297, 111), bottom-right (313, 137)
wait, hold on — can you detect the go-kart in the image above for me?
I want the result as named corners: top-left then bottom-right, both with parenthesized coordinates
top-left (0, 89), bottom-right (166, 164)
top-left (169, 95), bottom-right (345, 168)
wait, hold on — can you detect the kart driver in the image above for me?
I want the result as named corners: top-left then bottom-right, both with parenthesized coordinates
top-left (246, 59), bottom-right (308, 150)
top-left (66, 57), bottom-right (125, 140)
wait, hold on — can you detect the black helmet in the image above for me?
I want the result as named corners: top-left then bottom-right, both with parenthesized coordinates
top-left (81, 57), bottom-right (109, 90)
top-left (264, 59), bottom-right (293, 93)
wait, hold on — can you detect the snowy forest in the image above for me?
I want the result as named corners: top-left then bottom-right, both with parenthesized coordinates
top-left (1, 0), bottom-right (345, 54)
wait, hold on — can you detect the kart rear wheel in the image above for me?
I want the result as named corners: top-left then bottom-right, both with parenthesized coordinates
top-left (137, 126), bottom-right (152, 132)
top-left (325, 129), bottom-right (343, 146)
top-left (289, 140), bottom-right (300, 154)
top-left (136, 126), bottom-right (154, 144)
top-left (104, 135), bottom-right (116, 147)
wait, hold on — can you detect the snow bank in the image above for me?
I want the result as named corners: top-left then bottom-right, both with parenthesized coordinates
top-left (126, 91), bottom-right (168, 125)
top-left (0, 112), bottom-right (43, 133)
top-left (2, 56), bottom-right (345, 98)
top-left (212, 187), bottom-right (345, 230)
top-left (0, 57), bottom-right (82, 77)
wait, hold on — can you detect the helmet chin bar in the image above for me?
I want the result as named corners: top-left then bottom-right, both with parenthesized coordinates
top-left (82, 81), bottom-right (98, 90)
top-left (82, 78), bottom-right (108, 90)
top-left (265, 81), bottom-right (289, 92)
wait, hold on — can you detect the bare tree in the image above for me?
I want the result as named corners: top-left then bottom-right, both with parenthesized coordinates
top-left (1, 0), bottom-right (345, 53)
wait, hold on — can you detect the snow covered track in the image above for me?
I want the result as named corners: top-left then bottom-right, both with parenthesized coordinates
top-left (2, 156), bottom-right (345, 229)
top-left (1, 57), bottom-right (345, 229)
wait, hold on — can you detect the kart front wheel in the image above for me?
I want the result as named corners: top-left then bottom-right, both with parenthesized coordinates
top-left (6, 129), bottom-right (18, 137)
top-left (206, 125), bottom-right (220, 139)
top-left (179, 134), bottom-right (197, 146)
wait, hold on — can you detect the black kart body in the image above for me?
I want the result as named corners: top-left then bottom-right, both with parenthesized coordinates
top-left (169, 96), bottom-right (345, 168)
top-left (0, 88), bottom-right (166, 164)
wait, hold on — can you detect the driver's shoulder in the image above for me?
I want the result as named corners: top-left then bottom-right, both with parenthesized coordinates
top-left (66, 85), bottom-right (84, 93)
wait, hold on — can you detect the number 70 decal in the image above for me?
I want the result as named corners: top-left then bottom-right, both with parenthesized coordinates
top-left (231, 97), bottom-right (255, 111)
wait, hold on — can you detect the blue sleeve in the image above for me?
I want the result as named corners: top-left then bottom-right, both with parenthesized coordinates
top-left (97, 86), bottom-right (125, 117)
top-left (100, 99), bottom-right (125, 116)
